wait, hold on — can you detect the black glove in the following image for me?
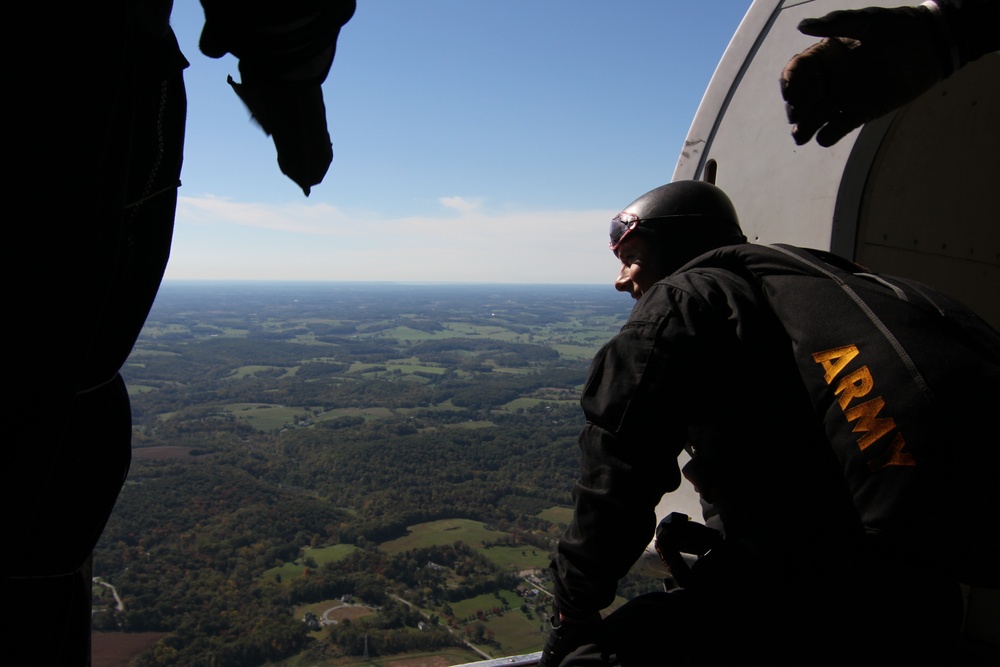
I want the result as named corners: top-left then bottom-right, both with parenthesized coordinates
top-left (780, 5), bottom-right (950, 147)
top-left (225, 73), bottom-right (332, 196)
top-left (538, 613), bottom-right (602, 667)
top-left (198, 0), bottom-right (357, 195)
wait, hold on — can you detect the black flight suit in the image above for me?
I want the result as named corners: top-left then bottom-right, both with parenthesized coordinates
top-left (550, 243), bottom-right (999, 666)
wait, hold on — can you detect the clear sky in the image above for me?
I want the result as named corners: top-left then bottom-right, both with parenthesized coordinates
top-left (166, 1), bottom-right (753, 284)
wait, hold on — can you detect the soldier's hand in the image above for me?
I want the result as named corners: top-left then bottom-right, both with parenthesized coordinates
top-left (226, 74), bottom-right (332, 196)
top-left (538, 614), bottom-right (601, 667)
top-left (780, 5), bottom-right (949, 147)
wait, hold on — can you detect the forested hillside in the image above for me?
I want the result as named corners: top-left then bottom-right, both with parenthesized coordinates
top-left (90, 282), bottom-right (664, 666)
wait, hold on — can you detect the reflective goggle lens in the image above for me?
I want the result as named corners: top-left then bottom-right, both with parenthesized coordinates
top-left (609, 212), bottom-right (641, 251)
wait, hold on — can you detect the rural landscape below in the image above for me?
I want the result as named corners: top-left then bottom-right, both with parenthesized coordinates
top-left (91, 281), bottom-right (667, 667)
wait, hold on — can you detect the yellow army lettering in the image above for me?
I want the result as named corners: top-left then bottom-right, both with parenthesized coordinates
top-left (812, 345), bottom-right (915, 470)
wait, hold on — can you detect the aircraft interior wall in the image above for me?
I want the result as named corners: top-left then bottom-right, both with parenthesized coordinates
top-left (843, 54), bottom-right (999, 330)
top-left (674, 0), bottom-right (998, 330)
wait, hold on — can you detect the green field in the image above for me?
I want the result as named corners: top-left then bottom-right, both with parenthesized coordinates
top-left (224, 403), bottom-right (304, 430)
top-left (450, 589), bottom-right (521, 619)
top-left (474, 607), bottom-right (549, 657)
top-left (264, 544), bottom-right (359, 581)
top-left (379, 520), bottom-right (552, 574)
top-left (315, 406), bottom-right (395, 420)
top-left (503, 397), bottom-right (578, 410)
top-left (536, 506), bottom-right (573, 526)
top-left (221, 403), bottom-right (400, 431)
top-left (380, 519), bottom-right (508, 554)
top-left (441, 420), bottom-right (496, 430)
top-left (385, 362), bottom-right (448, 374)
top-left (441, 323), bottom-right (523, 341)
top-left (305, 543), bottom-right (360, 565)
top-left (551, 343), bottom-right (606, 361)
top-left (478, 544), bottom-right (549, 571)
top-left (227, 364), bottom-right (294, 379)
top-left (450, 589), bottom-right (548, 658)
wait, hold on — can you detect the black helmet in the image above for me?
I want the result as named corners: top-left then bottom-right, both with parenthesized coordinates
top-left (609, 180), bottom-right (745, 272)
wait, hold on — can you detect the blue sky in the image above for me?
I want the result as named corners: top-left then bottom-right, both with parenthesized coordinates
top-left (166, 1), bottom-right (752, 284)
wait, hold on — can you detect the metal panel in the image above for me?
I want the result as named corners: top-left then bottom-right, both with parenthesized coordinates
top-left (847, 55), bottom-right (1000, 329)
top-left (672, 0), bottom-right (901, 249)
top-left (451, 652), bottom-right (543, 667)
top-left (673, 0), bottom-right (999, 328)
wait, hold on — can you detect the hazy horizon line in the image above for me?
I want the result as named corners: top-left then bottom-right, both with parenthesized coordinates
top-left (160, 278), bottom-right (610, 287)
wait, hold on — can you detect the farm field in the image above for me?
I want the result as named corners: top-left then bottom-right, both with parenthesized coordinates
top-left (380, 520), bottom-right (510, 554)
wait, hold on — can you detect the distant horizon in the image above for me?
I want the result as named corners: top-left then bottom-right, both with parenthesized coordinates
top-left (158, 278), bottom-right (613, 288)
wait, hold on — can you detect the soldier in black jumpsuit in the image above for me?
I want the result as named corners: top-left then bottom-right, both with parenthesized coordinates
top-left (543, 181), bottom-right (999, 666)
top-left (5, 2), bottom-right (355, 664)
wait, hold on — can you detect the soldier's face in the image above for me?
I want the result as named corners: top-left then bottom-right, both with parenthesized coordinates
top-left (614, 235), bottom-right (667, 300)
